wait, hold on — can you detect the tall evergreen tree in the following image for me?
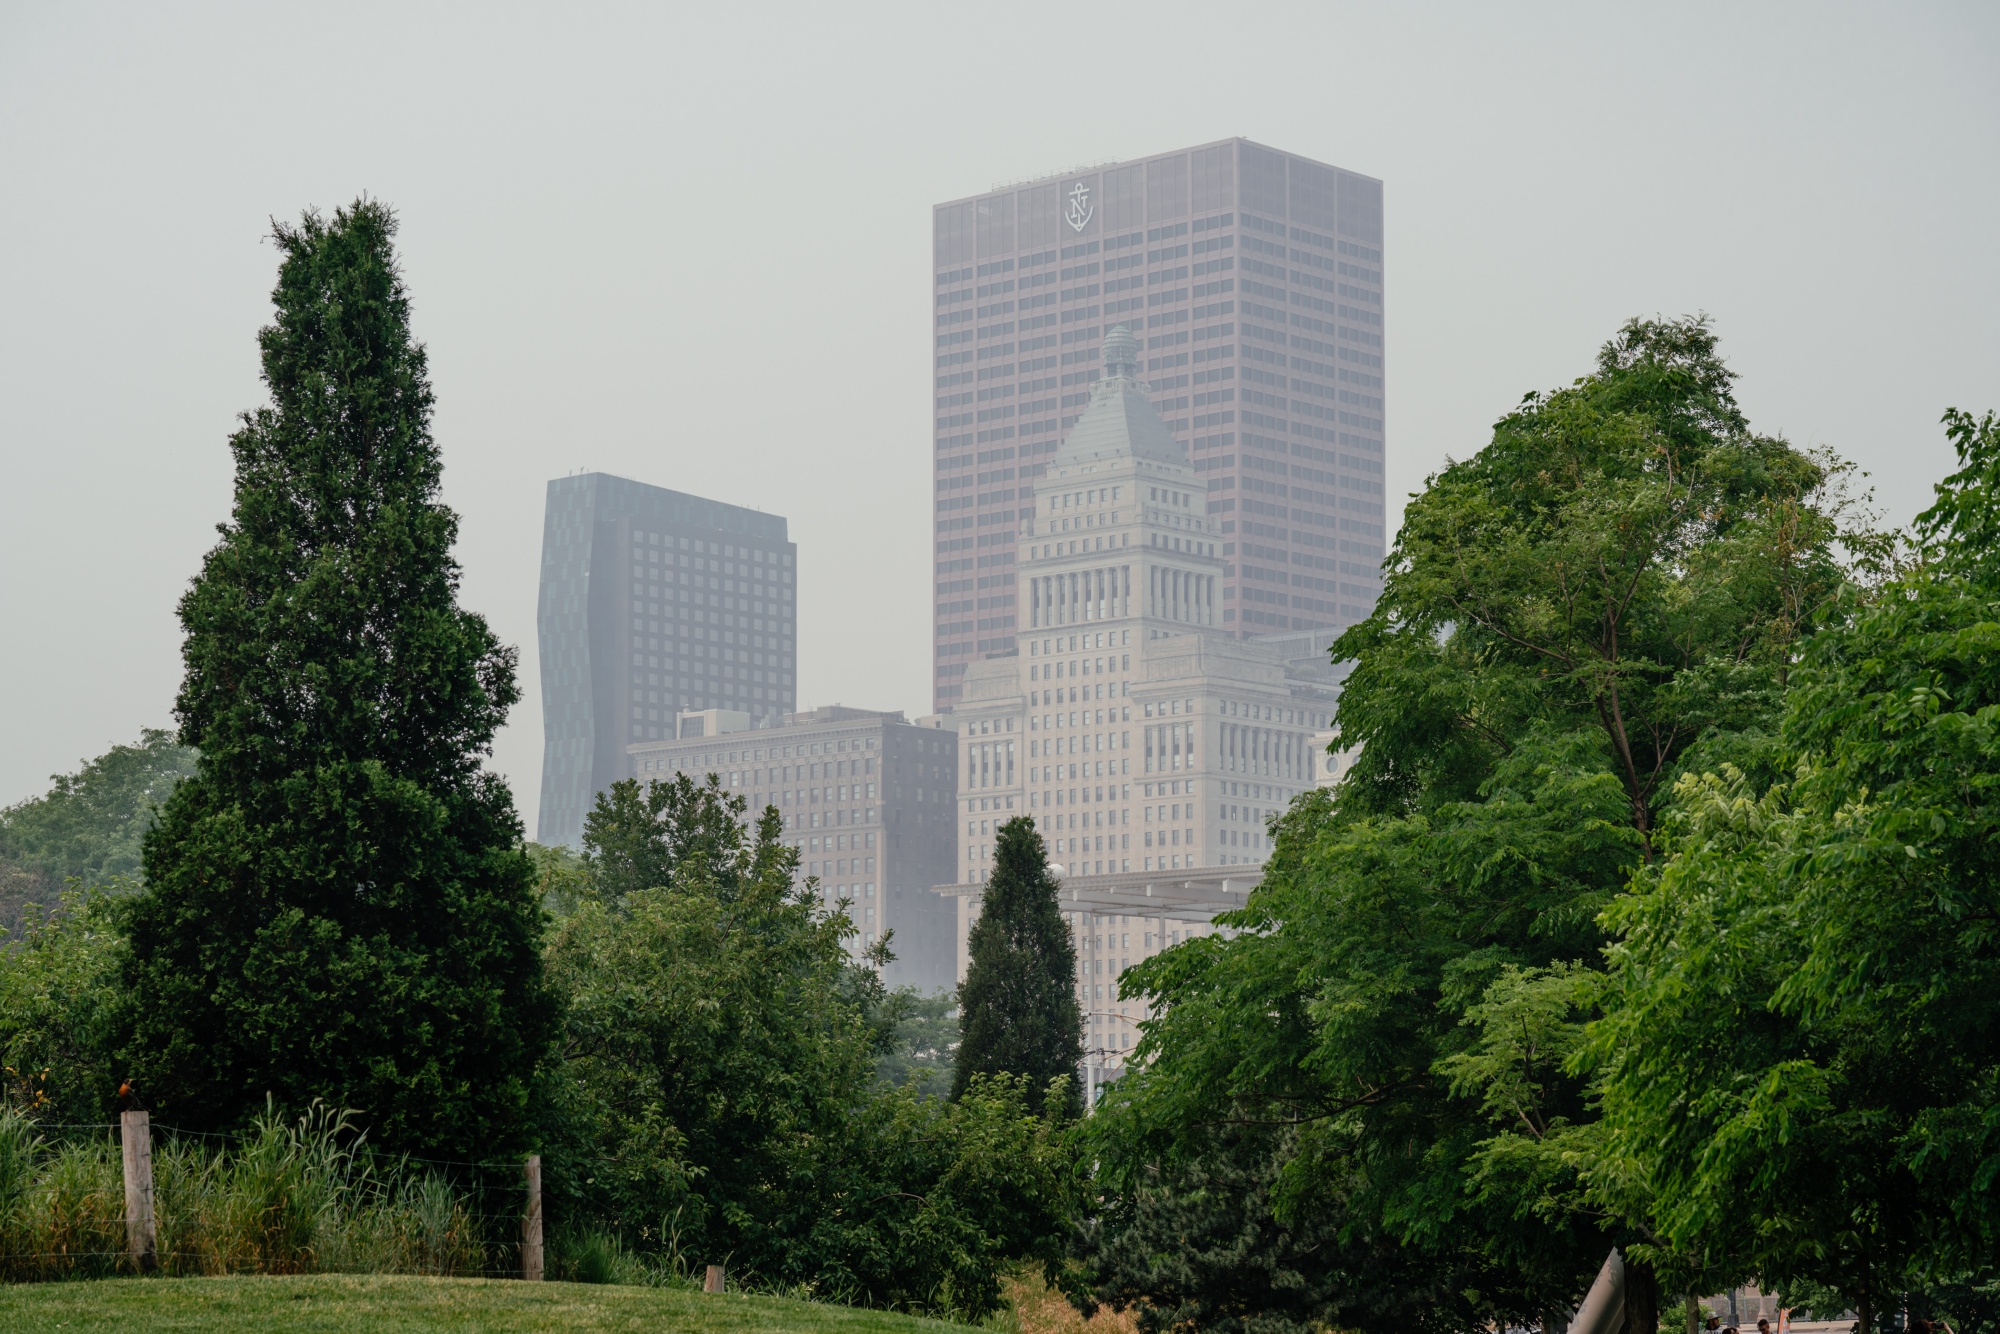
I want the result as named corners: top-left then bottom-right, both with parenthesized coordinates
top-left (117, 200), bottom-right (551, 1156)
top-left (953, 817), bottom-right (1082, 1115)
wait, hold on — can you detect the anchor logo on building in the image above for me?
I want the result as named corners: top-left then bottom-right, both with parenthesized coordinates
top-left (1065, 181), bottom-right (1093, 232)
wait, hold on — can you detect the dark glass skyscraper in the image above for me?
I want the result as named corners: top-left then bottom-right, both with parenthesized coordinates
top-left (931, 138), bottom-right (1386, 712)
top-left (536, 472), bottom-right (796, 846)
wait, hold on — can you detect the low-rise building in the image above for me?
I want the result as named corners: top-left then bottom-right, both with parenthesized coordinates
top-left (628, 705), bottom-right (960, 993)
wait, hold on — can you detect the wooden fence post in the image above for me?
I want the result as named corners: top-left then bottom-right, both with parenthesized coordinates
top-left (705, 1264), bottom-right (726, 1293)
top-left (521, 1154), bottom-right (544, 1281)
top-left (119, 1109), bottom-right (156, 1271)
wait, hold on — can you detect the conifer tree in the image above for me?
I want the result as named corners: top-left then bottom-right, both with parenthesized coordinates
top-left (118, 200), bottom-right (552, 1155)
top-left (952, 817), bottom-right (1082, 1115)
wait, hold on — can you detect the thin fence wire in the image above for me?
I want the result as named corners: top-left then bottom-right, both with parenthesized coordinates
top-left (24, 1123), bottom-right (121, 1131)
top-left (0, 1111), bottom-right (563, 1286)
top-left (31, 1118), bottom-right (620, 1177)
top-left (0, 1251), bottom-right (532, 1270)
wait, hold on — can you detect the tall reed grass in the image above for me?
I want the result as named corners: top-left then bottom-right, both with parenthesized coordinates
top-left (0, 1103), bottom-right (496, 1282)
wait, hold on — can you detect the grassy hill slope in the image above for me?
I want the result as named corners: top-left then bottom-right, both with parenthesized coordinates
top-left (0, 1273), bottom-right (976, 1333)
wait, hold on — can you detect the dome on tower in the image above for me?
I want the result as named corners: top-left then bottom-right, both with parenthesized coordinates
top-left (1049, 326), bottom-right (1187, 469)
top-left (1102, 323), bottom-right (1140, 378)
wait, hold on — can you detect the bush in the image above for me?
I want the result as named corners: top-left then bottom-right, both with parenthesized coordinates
top-left (0, 1102), bottom-right (502, 1283)
top-left (542, 780), bottom-right (1078, 1319)
top-left (0, 889), bottom-right (122, 1123)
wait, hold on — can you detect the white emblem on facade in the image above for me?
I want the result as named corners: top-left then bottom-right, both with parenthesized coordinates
top-left (1065, 182), bottom-right (1093, 232)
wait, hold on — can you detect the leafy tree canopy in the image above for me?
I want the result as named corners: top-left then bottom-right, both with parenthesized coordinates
top-left (546, 800), bottom-right (876, 1260)
top-left (1083, 318), bottom-right (1859, 1334)
top-left (873, 990), bottom-right (959, 1091)
top-left (1339, 316), bottom-right (1849, 841)
top-left (0, 889), bottom-right (122, 1120)
top-left (117, 199), bottom-right (551, 1156)
top-left (1069, 1126), bottom-right (1485, 1334)
top-left (0, 730), bottom-right (197, 932)
top-left (581, 771), bottom-right (782, 907)
top-left (546, 781), bottom-right (1071, 1319)
top-left (1591, 408), bottom-right (2000, 1326)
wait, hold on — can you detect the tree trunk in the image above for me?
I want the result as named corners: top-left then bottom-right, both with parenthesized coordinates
top-left (1622, 1257), bottom-right (1661, 1334)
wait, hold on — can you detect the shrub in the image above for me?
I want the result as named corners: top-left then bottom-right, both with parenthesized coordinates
top-left (0, 1101), bottom-right (504, 1283)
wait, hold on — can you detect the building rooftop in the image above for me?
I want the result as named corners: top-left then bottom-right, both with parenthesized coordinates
top-left (1051, 325), bottom-right (1187, 470)
top-left (546, 471), bottom-right (790, 540)
top-left (933, 863), bottom-right (1259, 923)
top-left (782, 705), bottom-right (910, 726)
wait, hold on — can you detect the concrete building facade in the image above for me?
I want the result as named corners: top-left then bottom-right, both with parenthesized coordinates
top-left (936, 325), bottom-right (1342, 1062)
top-left (629, 705), bottom-right (960, 993)
top-left (932, 137), bottom-right (1386, 713)
top-left (536, 472), bottom-right (796, 847)
top-left (949, 324), bottom-right (1340, 883)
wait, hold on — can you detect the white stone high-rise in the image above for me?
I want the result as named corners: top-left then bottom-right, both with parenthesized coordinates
top-left (950, 325), bottom-right (1339, 888)
top-left (940, 324), bottom-right (1342, 1074)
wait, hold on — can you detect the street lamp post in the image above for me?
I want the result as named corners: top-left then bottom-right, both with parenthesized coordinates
top-left (1079, 1008), bottom-right (1140, 1108)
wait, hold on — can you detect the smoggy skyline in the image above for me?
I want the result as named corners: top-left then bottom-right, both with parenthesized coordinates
top-left (2, 2), bottom-right (1996, 816)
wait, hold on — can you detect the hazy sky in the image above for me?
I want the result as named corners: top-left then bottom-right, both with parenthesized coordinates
top-left (3, 2), bottom-right (1996, 817)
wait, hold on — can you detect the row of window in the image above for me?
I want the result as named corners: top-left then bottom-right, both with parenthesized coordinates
top-left (944, 222), bottom-right (1371, 282)
top-left (944, 344), bottom-right (1352, 434)
top-left (944, 253), bottom-right (1375, 318)
top-left (640, 736), bottom-right (893, 771)
top-left (644, 778), bottom-right (888, 813)
top-left (629, 581), bottom-right (793, 611)
top-left (1195, 452), bottom-right (1385, 487)
top-left (629, 541), bottom-right (791, 568)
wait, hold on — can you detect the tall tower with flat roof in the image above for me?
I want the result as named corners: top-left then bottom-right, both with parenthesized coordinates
top-left (930, 138), bottom-right (1386, 713)
top-left (536, 473), bottom-right (796, 846)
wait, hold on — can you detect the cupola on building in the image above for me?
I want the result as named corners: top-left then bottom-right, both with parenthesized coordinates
top-left (945, 323), bottom-right (1343, 934)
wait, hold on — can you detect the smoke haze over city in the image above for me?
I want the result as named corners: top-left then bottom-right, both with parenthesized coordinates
top-left (2, 0), bottom-right (1995, 814)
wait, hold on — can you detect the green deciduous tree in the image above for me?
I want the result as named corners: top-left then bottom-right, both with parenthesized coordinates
top-left (1592, 408), bottom-right (2000, 1324)
top-left (1083, 318), bottom-right (1858, 1334)
top-left (874, 990), bottom-right (959, 1090)
top-left (0, 730), bottom-right (197, 932)
top-left (546, 783), bottom-right (1072, 1318)
top-left (116, 199), bottom-right (551, 1157)
top-left (1071, 1126), bottom-right (1474, 1334)
top-left (524, 840), bottom-right (591, 917)
top-left (0, 890), bottom-right (122, 1119)
top-left (546, 803), bottom-right (872, 1263)
top-left (580, 772), bottom-right (772, 907)
top-left (953, 817), bottom-right (1082, 1116)
top-left (1341, 316), bottom-right (1847, 847)
top-left (791, 1073), bottom-right (1078, 1319)
top-left (580, 774), bottom-right (912, 1052)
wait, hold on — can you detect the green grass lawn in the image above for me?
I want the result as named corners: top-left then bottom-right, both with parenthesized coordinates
top-left (0, 1273), bottom-right (978, 1332)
